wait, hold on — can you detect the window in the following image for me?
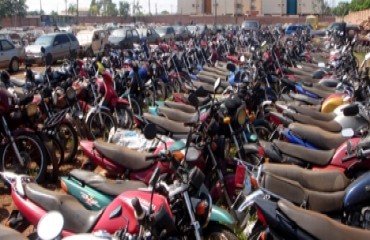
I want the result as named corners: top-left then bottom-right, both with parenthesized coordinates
top-left (1, 40), bottom-right (14, 51)
top-left (132, 30), bottom-right (139, 37)
top-left (126, 30), bottom-right (133, 38)
top-left (67, 33), bottom-right (78, 42)
top-left (147, 29), bottom-right (152, 36)
top-left (55, 34), bottom-right (70, 45)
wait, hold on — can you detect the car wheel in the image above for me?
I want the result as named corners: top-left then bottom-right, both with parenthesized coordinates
top-left (9, 57), bottom-right (19, 72)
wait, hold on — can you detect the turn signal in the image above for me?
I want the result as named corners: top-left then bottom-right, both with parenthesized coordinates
top-left (223, 117), bottom-right (231, 124)
top-left (172, 151), bottom-right (184, 161)
top-left (61, 181), bottom-right (68, 193)
top-left (196, 200), bottom-right (208, 216)
top-left (250, 175), bottom-right (258, 189)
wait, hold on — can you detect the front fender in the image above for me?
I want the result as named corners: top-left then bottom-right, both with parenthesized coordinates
top-left (85, 106), bottom-right (111, 124)
top-left (210, 205), bottom-right (236, 227)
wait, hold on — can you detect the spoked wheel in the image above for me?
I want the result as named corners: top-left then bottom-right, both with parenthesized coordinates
top-left (204, 224), bottom-right (238, 240)
top-left (115, 105), bottom-right (134, 129)
top-left (129, 97), bottom-right (142, 116)
top-left (86, 109), bottom-right (117, 141)
top-left (0, 133), bottom-right (47, 183)
top-left (143, 89), bottom-right (155, 109)
top-left (173, 79), bottom-right (182, 93)
top-left (253, 121), bottom-right (274, 142)
top-left (56, 122), bottom-right (78, 164)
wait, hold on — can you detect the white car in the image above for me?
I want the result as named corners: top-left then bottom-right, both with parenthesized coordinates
top-left (0, 38), bottom-right (25, 72)
top-left (77, 29), bottom-right (109, 57)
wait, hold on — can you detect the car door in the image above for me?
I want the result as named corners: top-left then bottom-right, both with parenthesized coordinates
top-left (0, 40), bottom-right (15, 68)
top-left (52, 35), bottom-right (65, 60)
top-left (132, 29), bottom-right (140, 44)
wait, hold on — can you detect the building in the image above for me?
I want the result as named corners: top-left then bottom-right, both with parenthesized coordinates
top-left (177, 0), bottom-right (261, 15)
top-left (177, 0), bottom-right (321, 16)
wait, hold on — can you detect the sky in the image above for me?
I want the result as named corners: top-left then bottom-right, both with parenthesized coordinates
top-left (26, 0), bottom-right (177, 14)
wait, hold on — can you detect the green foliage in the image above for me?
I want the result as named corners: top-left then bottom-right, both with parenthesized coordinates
top-left (161, 10), bottom-right (170, 15)
top-left (118, 1), bottom-right (130, 17)
top-left (68, 3), bottom-right (77, 15)
top-left (332, 1), bottom-right (350, 16)
top-left (51, 10), bottom-right (58, 16)
top-left (0, 0), bottom-right (28, 17)
top-left (350, 0), bottom-right (370, 11)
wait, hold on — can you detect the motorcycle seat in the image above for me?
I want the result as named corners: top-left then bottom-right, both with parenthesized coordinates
top-left (94, 140), bottom-right (153, 170)
top-left (143, 113), bottom-right (191, 134)
top-left (164, 101), bottom-right (196, 113)
top-left (295, 75), bottom-right (320, 84)
top-left (191, 81), bottom-right (224, 94)
top-left (278, 199), bottom-right (370, 240)
top-left (68, 169), bottom-right (147, 196)
top-left (10, 78), bottom-right (25, 87)
top-left (183, 93), bottom-right (212, 106)
top-left (287, 67), bottom-right (312, 77)
top-left (262, 172), bottom-right (345, 212)
top-left (262, 163), bottom-right (349, 192)
top-left (243, 143), bottom-right (260, 155)
top-left (25, 183), bottom-right (103, 233)
top-left (276, 100), bottom-right (322, 111)
top-left (284, 112), bottom-right (342, 132)
top-left (288, 105), bottom-right (335, 121)
top-left (0, 224), bottom-right (27, 240)
top-left (302, 85), bottom-right (333, 99)
top-left (289, 122), bottom-right (347, 150)
top-left (272, 140), bottom-right (336, 166)
top-left (197, 74), bottom-right (229, 88)
top-left (289, 93), bottom-right (322, 105)
top-left (158, 106), bottom-right (198, 124)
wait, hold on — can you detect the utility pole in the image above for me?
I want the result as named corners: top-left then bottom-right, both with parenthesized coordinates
top-left (40, 0), bottom-right (43, 15)
top-left (214, 0), bottom-right (218, 24)
top-left (148, 0), bottom-right (151, 15)
top-left (155, 3), bottom-right (157, 15)
top-left (65, 0), bottom-right (67, 15)
top-left (76, 0), bottom-right (79, 24)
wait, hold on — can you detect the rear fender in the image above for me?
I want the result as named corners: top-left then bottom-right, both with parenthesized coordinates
top-left (210, 205), bottom-right (236, 227)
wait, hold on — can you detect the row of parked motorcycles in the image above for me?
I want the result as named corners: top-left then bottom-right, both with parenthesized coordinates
top-left (2, 26), bottom-right (370, 239)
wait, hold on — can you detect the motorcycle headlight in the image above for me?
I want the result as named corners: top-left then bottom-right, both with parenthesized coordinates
top-left (236, 107), bottom-right (247, 125)
top-left (26, 103), bottom-right (38, 118)
top-left (66, 87), bottom-right (76, 101)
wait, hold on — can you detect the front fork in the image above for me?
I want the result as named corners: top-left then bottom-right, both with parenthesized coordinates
top-left (183, 191), bottom-right (202, 240)
top-left (1, 116), bottom-right (24, 166)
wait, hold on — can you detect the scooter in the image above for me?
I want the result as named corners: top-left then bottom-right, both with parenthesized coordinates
top-left (251, 198), bottom-right (370, 240)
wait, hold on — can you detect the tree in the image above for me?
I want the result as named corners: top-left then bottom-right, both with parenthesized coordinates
top-left (333, 1), bottom-right (350, 16)
top-left (118, 1), bottom-right (130, 17)
top-left (51, 10), bottom-right (58, 15)
top-left (313, 0), bottom-right (331, 15)
top-left (89, 0), bottom-right (99, 16)
top-left (161, 10), bottom-right (169, 15)
top-left (350, 0), bottom-right (370, 11)
top-left (0, 0), bottom-right (28, 17)
top-left (106, 1), bottom-right (118, 16)
top-left (68, 3), bottom-right (77, 15)
top-left (132, 1), bottom-right (143, 16)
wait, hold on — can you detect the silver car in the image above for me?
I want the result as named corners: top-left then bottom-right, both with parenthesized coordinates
top-left (25, 32), bottom-right (79, 65)
top-left (0, 38), bottom-right (25, 72)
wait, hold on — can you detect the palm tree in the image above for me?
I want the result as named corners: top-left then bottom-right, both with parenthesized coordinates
top-left (68, 3), bottom-right (77, 15)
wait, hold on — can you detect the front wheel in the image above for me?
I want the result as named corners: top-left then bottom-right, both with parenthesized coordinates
top-left (0, 133), bottom-right (47, 183)
top-left (115, 105), bottom-right (134, 129)
top-left (204, 224), bottom-right (238, 240)
top-left (86, 109), bottom-right (117, 141)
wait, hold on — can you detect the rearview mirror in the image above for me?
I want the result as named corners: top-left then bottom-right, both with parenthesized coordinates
top-left (214, 77), bottom-right (221, 92)
top-left (143, 123), bottom-right (157, 140)
top-left (261, 41), bottom-right (267, 47)
top-left (342, 104), bottom-right (359, 116)
top-left (188, 93), bottom-right (199, 108)
top-left (341, 128), bottom-right (354, 138)
top-left (37, 211), bottom-right (64, 240)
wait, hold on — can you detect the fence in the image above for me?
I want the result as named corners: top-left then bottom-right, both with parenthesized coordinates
top-left (339, 9), bottom-right (370, 25)
top-left (0, 14), bottom-right (335, 28)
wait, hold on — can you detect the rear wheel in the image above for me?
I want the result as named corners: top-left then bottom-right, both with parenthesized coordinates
top-left (56, 122), bottom-right (78, 164)
top-left (9, 57), bottom-right (19, 72)
top-left (204, 224), bottom-right (238, 240)
top-left (0, 133), bottom-right (47, 183)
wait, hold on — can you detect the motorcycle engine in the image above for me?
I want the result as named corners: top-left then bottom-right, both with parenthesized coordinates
top-left (362, 207), bottom-right (370, 229)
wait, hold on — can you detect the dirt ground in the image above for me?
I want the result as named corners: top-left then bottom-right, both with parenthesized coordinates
top-left (0, 64), bottom-right (84, 236)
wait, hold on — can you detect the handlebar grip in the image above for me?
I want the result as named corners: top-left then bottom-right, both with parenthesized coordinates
top-left (342, 154), bottom-right (357, 162)
top-left (131, 197), bottom-right (144, 220)
top-left (145, 154), bottom-right (161, 161)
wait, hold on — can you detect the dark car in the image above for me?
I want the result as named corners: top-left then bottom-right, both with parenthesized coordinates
top-left (195, 24), bottom-right (209, 36)
top-left (155, 26), bottom-right (175, 42)
top-left (173, 26), bottom-right (190, 41)
top-left (241, 20), bottom-right (260, 31)
top-left (108, 28), bottom-right (140, 49)
top-left (137, 28), bottom-right (161, 44)
top-left (285, 24), bottom-right (302, 35)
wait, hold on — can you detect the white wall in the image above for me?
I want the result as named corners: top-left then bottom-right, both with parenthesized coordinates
top-left (178, 0), bottom-right (198, 15)
top-left (261, 0), bottom-right (287, 15)
top-left (299, 0), bottom-right (316, 15)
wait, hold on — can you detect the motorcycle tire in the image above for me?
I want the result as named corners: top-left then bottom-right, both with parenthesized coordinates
top-left (86, 109), bottom-right (117, 141)
top-left (56, 121), bottom-right (78, 164)
top-left (203, 223), bottom-right (238, 240)
top-left (128, 97), bottom-right (142, 116)
top-left (0, 132), bottom-right (47, 183)
top-left (115, 105), bottom-right (134, 129)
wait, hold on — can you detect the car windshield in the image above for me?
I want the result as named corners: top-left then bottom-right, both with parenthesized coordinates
top-left (136, 28), bottom-right (146, 37)
top-left (111, 30), bottom-right (126, 37)
top-left (288, 25), bottom-right (298, 30)
top-left (34, 35), bottom-right (54, 45)
top-left (243, 21), bottom-right (258, 28)
top-left (155, 27), bottom-right (167, 34)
